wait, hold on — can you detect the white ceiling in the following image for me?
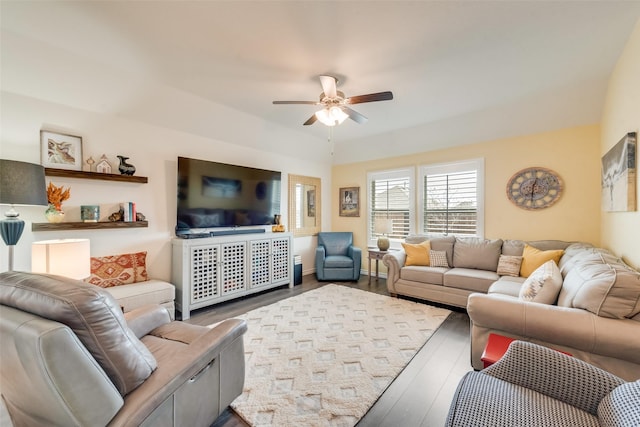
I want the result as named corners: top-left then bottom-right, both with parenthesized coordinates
top-left (2, 1), bottom-right (639, 164)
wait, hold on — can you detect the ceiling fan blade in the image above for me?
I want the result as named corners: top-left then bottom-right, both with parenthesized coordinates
top-left (273, 100), bottom-right (319, 105)
top-left (342, 106), bottom-right (368, 124)
top-left (303, 114), bottom-right (318, 126)
top-left (319, 75), bottom-right (338, 98)
top-left (345, 91), bottom-right (394, 104)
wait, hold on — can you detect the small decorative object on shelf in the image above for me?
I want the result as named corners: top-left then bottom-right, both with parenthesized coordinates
top-left (108, 206), bottom-right (145, 222)
top-left (117, 155), bottom-right (136, 176)
top-left (45, 182), bottom-right (70, 223)
top-left (81, 205), bottom-right (100, 222)
top-left (108, 208), bottom-right (124, 222)
top-left (45, 205), bottom-right (65, 223)
top-left (85, 156), bottom-right (95, 172)
top-left (96, 154), bottom-right (112, 173)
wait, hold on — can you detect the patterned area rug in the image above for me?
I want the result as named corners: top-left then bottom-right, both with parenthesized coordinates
top-left (228, 284), bottom-right (451, 426)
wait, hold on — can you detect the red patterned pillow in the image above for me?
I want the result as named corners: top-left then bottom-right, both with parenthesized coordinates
top-left (84, 251), bottom-right (148, 288)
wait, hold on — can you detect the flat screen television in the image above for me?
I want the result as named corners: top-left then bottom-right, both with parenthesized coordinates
top-left (176, 156), bottom-right (281, 234)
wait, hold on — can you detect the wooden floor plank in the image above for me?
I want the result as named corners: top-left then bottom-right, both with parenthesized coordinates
top-left (188, 275), bottom-right (471, 427)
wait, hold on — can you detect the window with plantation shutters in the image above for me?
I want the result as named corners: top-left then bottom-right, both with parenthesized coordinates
top-left (367, 168), bottom-right (414, 247)
top-left (419, 159), bottom-right (484, 237)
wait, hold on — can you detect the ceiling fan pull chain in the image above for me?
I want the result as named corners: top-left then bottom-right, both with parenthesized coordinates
top-left (329, 127), bottom-right (335, 155)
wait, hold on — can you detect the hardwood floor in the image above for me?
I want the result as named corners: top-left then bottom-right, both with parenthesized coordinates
top-left (185, 274), bottom-right (472, 427)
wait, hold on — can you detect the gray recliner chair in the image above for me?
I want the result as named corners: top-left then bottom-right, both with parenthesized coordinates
top-left (0, 271), bottom-right (247, 427)
top-left (315, 232), bottom-right (362, 281)
top-left (446, 341), bottom-right (640, 426)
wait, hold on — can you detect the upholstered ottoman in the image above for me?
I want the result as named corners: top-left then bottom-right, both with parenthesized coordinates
top-left (84, 251), bottom-right (176, 320)
top-left (104, 280), bottom-right (175, 320)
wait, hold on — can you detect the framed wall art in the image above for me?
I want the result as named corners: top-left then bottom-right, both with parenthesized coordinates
top-left (40, 130), bottom-right (83, 171)
top-left (601, 132), bottom-right (637, 212)
top-left (339, 186), bottom-right (360, 217)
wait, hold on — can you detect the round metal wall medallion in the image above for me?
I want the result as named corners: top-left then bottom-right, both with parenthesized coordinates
top-left (506, 167), bottom-right (563, 210)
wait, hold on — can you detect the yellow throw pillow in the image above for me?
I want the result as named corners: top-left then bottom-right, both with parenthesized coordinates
top-left (401, 241), bottom-right (431, 266)
top-left (520, 244), bottom-right (564, 277)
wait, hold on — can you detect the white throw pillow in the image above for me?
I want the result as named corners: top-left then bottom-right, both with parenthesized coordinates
top-left (519, 259), bottom-right (563, 304)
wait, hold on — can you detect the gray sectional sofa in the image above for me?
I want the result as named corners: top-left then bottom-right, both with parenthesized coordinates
top-left (383, 236), bottom-right (640, 380)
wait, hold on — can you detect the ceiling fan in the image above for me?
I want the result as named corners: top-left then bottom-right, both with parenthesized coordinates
top-left (273, 75), bottom-right (393, 127)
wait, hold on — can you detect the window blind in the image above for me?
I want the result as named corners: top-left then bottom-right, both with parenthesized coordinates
top-left (419, 159), bottom-right (484, 237)
top-left (368, 169), bottom-right (413, 243)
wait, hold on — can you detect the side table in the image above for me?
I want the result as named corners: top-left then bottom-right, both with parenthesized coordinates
top-left (368, 248), bottom-right (388, 285)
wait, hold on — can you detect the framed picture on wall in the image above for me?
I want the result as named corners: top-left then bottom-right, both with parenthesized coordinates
top-left (339, 186), bottom-right (360, 217)
top-left (40, 130), bottom-right (83, 171)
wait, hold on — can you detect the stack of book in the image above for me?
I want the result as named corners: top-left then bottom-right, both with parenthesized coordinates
top-left (120, 202), bottom-right (137, 222)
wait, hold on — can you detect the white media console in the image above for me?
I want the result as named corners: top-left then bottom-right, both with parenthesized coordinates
top-left (171, 232), bottom-right (293, 319)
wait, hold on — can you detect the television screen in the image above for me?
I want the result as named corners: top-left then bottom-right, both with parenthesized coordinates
top-left (176, 157), bottom-right (281, 234)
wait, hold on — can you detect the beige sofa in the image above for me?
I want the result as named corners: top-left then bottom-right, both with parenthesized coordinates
top-left (468, 244), bottom-right (640, 381)
top-left (382, 235), bottom-right (572, 308)
top-left (383, 236), bottom-right (640, 380)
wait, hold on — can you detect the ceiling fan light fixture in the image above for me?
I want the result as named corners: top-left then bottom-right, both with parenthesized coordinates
top-left (315, 106), bottom-right (348, 126)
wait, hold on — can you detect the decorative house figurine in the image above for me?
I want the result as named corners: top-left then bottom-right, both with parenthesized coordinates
top-left (117, 155), bottom-right (136, 176)
top-left (96, 154), bottom-right (112, 174)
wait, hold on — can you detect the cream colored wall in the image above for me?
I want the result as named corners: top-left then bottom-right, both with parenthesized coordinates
top-left (600, 19), bottom-right (640, 269)
top-left (332, 124), bottom-right (602, 272)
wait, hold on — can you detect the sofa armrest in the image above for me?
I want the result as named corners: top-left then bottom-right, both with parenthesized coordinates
top-left (108, 318), bottom-right (248, 426)
top-left (382, 250), bottom-right (406, 293)
top-left (484, 341), bottom-right (624, 415)
top-left (125, 305), bottom-right (172, 339)
top-left (468, 293), bottom-right (640, 366)
top-left (315, 246), bottom-right (326, 279)
top-left (349, 246), bottom-right (362, 272)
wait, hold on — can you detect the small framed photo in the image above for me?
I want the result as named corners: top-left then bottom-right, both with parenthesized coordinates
top-left (40, 130), bottom-right (83, 171)
top-left (339, 186), bottom-right (360, 217)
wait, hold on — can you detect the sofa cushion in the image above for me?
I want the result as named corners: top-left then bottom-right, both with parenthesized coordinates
top-left (520, 244), bottom-right (564, 277)
top-left (324, 255), bottom-right (354, 268)
top-left (0, 272), bottom-right (157, 396)
top-left (401, 241), bottom-right (431, 266)
top-left (400, 266), bottom-right (447, 285)
top-left (558, 252), bottom-right (640, 319)
top-left (430, 250), bottom-right (450, 268)
top-left (560, 246), bottom-right (613, 279)
top-left (85, 251), bottom-right (149, 288)
top-left (519, 260), bottom-right (563, 304)
top-left (444, 268), bottom-right (499, 293)
top-left (497, 255), bottom-right (522, 277)
top-left (453, 237), bottom-right (503, 271)
top-left (489, 277), bottom-right (526, 297)
top-left (407, 235), bottom-right (456, 269)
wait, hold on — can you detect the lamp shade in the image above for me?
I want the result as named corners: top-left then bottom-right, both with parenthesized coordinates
top-left (0, 159), bottom-right (47, 208)
top-left (32, 239), bottom-right (90, 280)
top-left (374, 219), bottom-right (393, 235)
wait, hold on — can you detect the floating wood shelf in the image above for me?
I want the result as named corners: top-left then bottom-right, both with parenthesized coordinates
top-left (32, 221), bottom-right (149, 231)
top-left (44, 168), bottom-right (148, 183)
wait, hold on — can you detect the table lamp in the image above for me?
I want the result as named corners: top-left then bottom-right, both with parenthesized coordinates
top-left (32, 239), bottom-right (91, 280)
top-left (0, 159), bottom-right (48, 271)
top-left (374, 219), bottom-right (393, 251)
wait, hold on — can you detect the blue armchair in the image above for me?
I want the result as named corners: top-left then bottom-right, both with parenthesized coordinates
top-left (315, 232), bottom-right (362, 281)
